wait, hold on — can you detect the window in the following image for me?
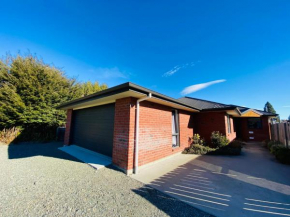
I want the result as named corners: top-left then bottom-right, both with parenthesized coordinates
top-left (227, 115), bottom-right (231, 133)
top-left (247, 118), bottom-right (262, 129)
top-left (172, 110), bottom-right (180, 147)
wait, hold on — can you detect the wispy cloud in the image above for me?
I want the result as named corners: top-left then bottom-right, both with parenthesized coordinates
top-left (181, 79), bottom-right (226, 95)
top-left (163, 65), bottom-right (182, 77)
top-left (283, 105), bottom-right (290, 108)
top-left (88, 67), bottom-right (128, 79)
top-left (163, 61), bottom-right (197, 77)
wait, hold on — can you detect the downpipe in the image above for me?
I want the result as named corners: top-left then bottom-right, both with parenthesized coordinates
top-left (134, 93), bottom-right (152, 174)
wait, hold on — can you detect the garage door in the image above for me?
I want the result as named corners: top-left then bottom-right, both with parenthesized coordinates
top-left (71, 103), bottom-right (115, 157)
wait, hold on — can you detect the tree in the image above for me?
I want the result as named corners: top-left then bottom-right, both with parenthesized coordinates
top-left (264, 102), bottom-right (276, 114)
top-left (80, 81), bottom-right (107, 97)
top-left (264, 101), bottom-right (280, 123)
top-left (0, 60), bottom-right (26, 127)
top-left (0, 54), bottom-right (107, 141)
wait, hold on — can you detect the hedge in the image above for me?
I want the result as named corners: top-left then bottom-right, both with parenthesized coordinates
top-left (266, 141), bottom-right (290, 165)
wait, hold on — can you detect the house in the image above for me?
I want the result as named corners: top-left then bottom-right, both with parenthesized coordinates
top-left (178, 97), bottom-right (276, 144)
top-left (57, 82), bottom-right (276, 174)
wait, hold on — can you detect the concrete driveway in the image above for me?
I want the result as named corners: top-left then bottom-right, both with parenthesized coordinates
top-left (132, 143), bottom-right (290, 217)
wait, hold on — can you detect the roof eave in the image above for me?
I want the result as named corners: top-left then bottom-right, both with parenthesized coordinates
top-left (56, 82), bottom-right (131, 110)
top-left (56, 82), bottom-right (200, 111)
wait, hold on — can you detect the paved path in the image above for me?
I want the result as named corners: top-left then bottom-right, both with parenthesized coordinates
top-left (132, 143), bottom-right (290, 217)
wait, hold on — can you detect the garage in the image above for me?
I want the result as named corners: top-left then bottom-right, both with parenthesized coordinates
top-left (71, 103), bottom-right (115, 157)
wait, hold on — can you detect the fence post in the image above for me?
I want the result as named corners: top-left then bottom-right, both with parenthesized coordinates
top-left (277, 124), bottom-right (279, 142)
top-left (285, 123), bottom-right (289, 149)
top-left (272, 124), bottom-right (277, 141)
top-left (270, 124), bottom-right (273, 140)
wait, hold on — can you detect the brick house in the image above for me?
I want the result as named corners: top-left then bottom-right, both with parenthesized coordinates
top-left (57, 82), bottom-right (276, 174)
top-left (179, 97), bottom-right (276, 144)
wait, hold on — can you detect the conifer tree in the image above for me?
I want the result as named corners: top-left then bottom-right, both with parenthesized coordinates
top-left (0, 54), bottom-right (107, 131)
top-left (264, 102), bottom-right (276, 114)
top-left (264, 102), bottom-right (280, 123)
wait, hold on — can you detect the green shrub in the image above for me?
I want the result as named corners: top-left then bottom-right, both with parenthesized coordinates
top-left (270, 144), bottom-right (285, 155)
top-left (183, 144), bottom-right (216, 155)
top-left (275, 148), bottom-right (290, 164)
top-left (228, 140), bottom-right (244, 148)
top-left (265, 140), bottom-right (290, 165)
top-left (267, 141), bottom-right (279, 150)
top-left (183, 140), bottom-right (243, 156)
top-left (192, 134), bottom-right (205, 146)
top-left (183, 131), bottom-right (243, 156)
top-left (210, 131), bottom-right (229, 148)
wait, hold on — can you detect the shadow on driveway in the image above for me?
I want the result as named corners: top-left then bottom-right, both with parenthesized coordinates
top-left (5, 142), bottom-right (214, 217)
top-left (132, 184), bottom-right (214, 217)
top-left (7, 142), bottom-right (81, 163)
top-left (132, 143), bottom-right (290, 217)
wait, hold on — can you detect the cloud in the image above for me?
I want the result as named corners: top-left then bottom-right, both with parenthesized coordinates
top-left (163, 61), bottom-right (197, 77)
top-left (181, 79), bottom-right (226, 95)
top-left (283, 105), bottom-right (290, 108)
top-left (163, 66), bottom-right (182, 77)
top-left (89, 67), bottom-right (128, 79)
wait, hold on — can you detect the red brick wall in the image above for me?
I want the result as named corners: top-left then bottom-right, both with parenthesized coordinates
top-left (137, 101), bottom-right (194, 167)
top-left (193, 112), bottom-right (228, 145)
top-left (180, 111), bottom-right (195, 148)
top-left (112, 97), bottom-right (136, 171)
top-left (112, 97), bottom-right (194, 173)
top-left (64, 109), bottom-right (73, 145)
top-left (239, 116), bottom-right (270, 142)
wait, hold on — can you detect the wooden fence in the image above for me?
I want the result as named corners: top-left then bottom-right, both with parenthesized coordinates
top-left (271, 122), bottom-right (290, 148)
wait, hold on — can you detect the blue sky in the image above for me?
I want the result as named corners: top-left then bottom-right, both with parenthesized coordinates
top-left (0, 0), bottom-right (290, 119)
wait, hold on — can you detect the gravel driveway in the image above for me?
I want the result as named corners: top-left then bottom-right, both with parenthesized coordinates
top-left (0, 142), bottom-right (213, 217)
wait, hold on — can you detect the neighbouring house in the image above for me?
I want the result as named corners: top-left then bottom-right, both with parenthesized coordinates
top-left (57, 82), bottom-right (276, 174)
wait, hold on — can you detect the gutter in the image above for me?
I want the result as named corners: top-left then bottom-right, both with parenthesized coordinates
top-left (134, 93), bottom-right (152, 174)
top-left (56, 82), bottom-right (200, 111)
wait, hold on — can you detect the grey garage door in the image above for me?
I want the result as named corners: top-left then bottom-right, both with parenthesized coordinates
top-left (71, 103), bottom-right (115, 157)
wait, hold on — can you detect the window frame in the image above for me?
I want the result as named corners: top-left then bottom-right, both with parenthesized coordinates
top-left (227, 114), bottom-right (232, 133)
top-left (172, 110), bottom-right (180, 148)
top-left (247, 118), bottom-right (263, 129)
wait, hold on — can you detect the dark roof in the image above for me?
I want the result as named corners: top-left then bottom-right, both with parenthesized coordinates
top-left (179, 97), bottom-right (277, 116)
top-left (258, 110), bottom-right (277, 116)
top-left (57, 82), bottom-right (200, 111)
top-left (178, 97), bottom-right (233, 110)
top-left (233, 106), bottom-right (276, 116)
top-left (57, 82), bottom-right (277, 116)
